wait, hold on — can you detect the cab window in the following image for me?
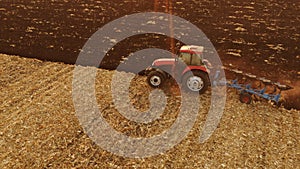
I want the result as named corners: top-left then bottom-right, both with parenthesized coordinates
top-left (190, 53), bottom-right (203, 65)
top-left (179, 52), bottom-right (191, 65)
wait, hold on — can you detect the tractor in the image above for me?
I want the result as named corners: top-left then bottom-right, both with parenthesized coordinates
top-left (145, 45), bottom-right (211, 93)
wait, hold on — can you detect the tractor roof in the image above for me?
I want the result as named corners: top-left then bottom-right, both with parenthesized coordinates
top-left (180, 45), bottom-right (204, 53)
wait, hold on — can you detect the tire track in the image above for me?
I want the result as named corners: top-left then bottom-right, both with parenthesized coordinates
top-left (0, 67), bottom-right (82, 156)
top-left (0, 65), bottom-right (73, 128)
top-left (0, 54), bottom-right (45, 85)
top-left (1, 64), bottom-right (71, 107)
top-left (1, 63), bottom-right (54, 100)
top-left (3, 71), bottom-right (72, 122)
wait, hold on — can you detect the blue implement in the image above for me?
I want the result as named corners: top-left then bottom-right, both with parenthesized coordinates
top-left (213, 70), bottom-right (282, 104)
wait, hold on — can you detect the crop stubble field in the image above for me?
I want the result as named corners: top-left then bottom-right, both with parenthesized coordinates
top-left (0, 0), bottom-right (300, 168)
top-left (0, 55), bottom-right (300, 168)
top-left (0, 54), bottom-right (299, 168)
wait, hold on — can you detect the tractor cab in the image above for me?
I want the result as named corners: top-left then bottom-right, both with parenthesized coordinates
top-left (176, 45), bottom-right (210, 76)
top-left (178, 45), bottom-right (205, 66)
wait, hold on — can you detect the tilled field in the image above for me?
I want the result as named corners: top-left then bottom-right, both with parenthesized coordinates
top-left (0, 54), bottom-right (299, 168)
top-left (0, 0), bottom-right (299, 81)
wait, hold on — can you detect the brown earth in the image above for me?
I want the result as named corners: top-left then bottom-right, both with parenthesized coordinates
top-left (0, 54), bottom-right (299, 168)
top-left (0, 0), bottom-right (299, 80)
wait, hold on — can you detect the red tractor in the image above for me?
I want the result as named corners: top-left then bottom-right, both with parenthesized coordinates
top-left (145, 45), bottom-right (211, 93)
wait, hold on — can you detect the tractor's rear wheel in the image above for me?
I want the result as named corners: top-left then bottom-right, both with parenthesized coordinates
top-left (147, 71), bottom-right (165, 88)
top-left (182, 71), bottom-right (209, 94)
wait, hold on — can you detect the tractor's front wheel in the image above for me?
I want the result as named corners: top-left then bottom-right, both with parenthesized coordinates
top-left (182, 71), bottom-right (209, 94)
top-left (147, 71), bottom-right (165, 88)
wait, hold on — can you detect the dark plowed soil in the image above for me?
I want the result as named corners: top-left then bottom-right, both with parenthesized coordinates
top-left (0, 0), bottom-right (299, 82)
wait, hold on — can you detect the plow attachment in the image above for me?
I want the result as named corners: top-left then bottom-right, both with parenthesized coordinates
top-left (213, 67), bottom-right (293, 105)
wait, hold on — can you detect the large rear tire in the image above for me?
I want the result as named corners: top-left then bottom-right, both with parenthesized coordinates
top-left (147, 71), bottom-right (165, 88)
top-left (182, 71), bottom-right (209, 94)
